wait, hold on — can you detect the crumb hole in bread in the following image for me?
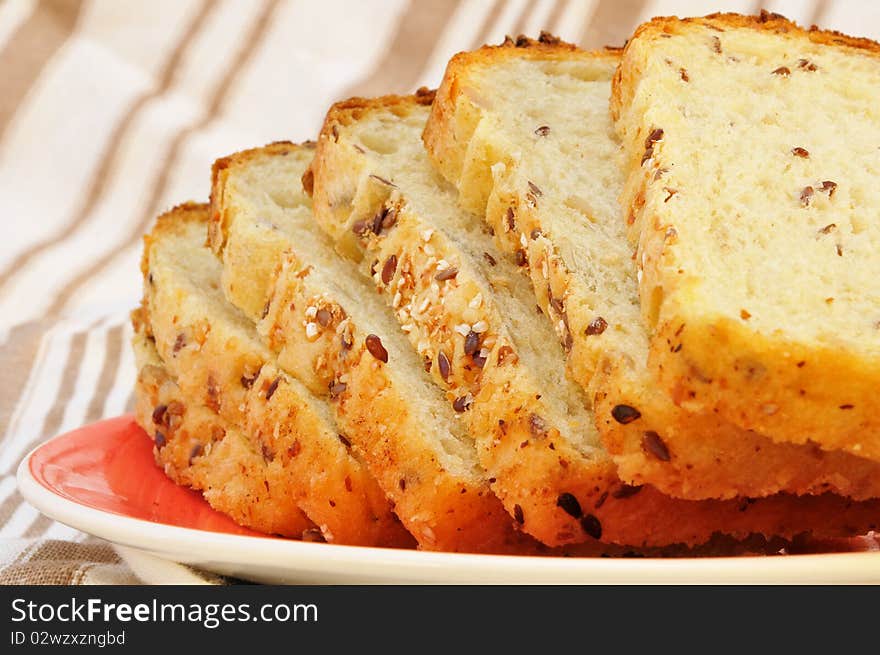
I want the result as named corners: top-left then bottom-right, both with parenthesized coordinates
top-left (356, 132), bottom-right (398, 155)
top-left (645, 284), bottom-right (663, 329)
top-left (563, 195), bottom-right (598, 223)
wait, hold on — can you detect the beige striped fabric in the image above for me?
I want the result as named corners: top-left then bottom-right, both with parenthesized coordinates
top-left (0, 0), bottom-right (876, 585)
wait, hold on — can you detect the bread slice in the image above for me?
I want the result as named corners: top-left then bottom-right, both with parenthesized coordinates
top-left (423, 35), bottom-right (880, 500)
top-left (610, 13), bottom-right (880, 459)
top-left (132, 323), bottom-right (314, 538)
top-left (138, 203), bottom-right (412, 548)
top-left (306, 90), bottom-right (880, 545)
top-left (208, 145), bottom-right (530, 553)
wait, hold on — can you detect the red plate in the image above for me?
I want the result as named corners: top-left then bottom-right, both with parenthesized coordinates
top-left (17, 415), bottom-right (880, 583)
top-left (28, 414), bottom-right (268, 538)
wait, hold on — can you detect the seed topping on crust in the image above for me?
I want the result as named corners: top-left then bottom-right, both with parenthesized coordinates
top-left (556, 492), bottom-right (582, 518)
top-left (316, 308), bottom-right (332, 327)
top-left (643, 431), bottom-right (672, 461)
top-left (152, 404), bottom-right (167, 425)
top-left (464, 330), bottom-right (480, 356)
top-left (365, 334), bottom-right (389, 363)
top-left (437, 351), bottom-right (451, 381)
top-left (611, 484), bottom-right (644, 499)
top-left (265, 377), bottom-right (281, 401)
top-left (580, 514), bottom-right (602, 539)
top-left (381, 255), bottom-right (397, 284)
top-left (453, 395), bottom-right (473, 412)
top-left (434, 266), bottom-right (458, 282)
top-left (611, 404), bottom-right (641, 424)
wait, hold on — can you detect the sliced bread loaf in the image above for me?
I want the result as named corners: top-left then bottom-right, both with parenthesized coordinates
top-left (139, 203), bottom-right (412, 548)
top-left (306, 90), bottom-right (880, 545)
top-left (132, 323), bottom-right (314, 538)
top-left (610, 13), bottom-right (880, 459)
top-left (208, 145), bottom-right (527, 553)
top-left (423, 35), bottom-right (880, 500)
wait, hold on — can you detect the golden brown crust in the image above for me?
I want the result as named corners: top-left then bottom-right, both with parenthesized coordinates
top-left (133, 334), bottom-right (314, 539)
top-left (141, 204), bottom-right (413, 548)
top-left (611, 11), bottom-right (880, 124)
top-left (593, 359), bottom-right (880, 500)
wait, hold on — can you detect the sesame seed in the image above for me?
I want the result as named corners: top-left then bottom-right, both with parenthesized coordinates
top-left (435, 267), bottom-right (458, 282)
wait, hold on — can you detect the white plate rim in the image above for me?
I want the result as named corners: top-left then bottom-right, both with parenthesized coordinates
top-left (16, 436), bottom-right (880, 584)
